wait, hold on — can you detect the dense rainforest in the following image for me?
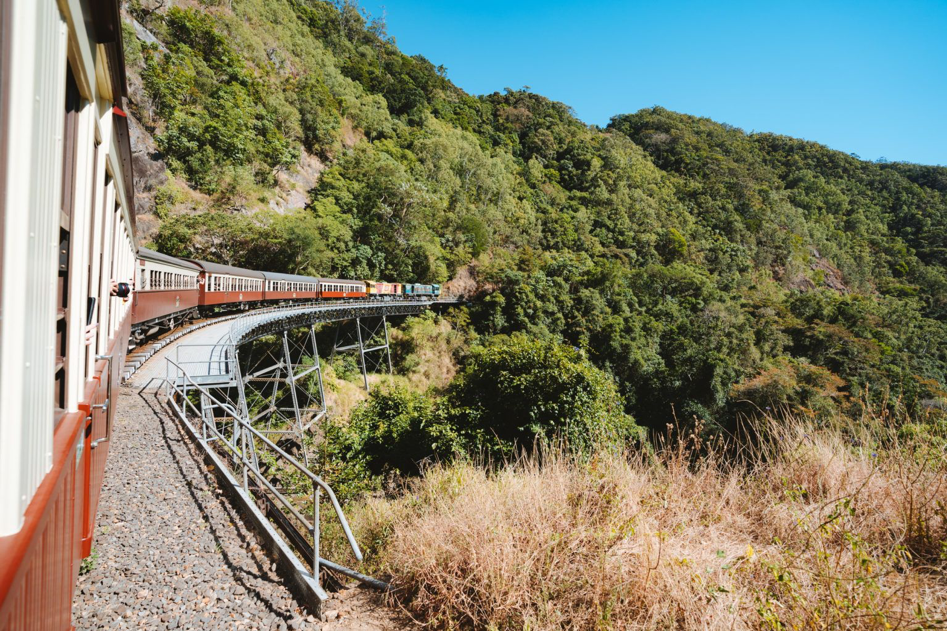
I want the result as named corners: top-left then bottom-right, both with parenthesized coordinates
top-left (124, 0), bottom-right (947, 444)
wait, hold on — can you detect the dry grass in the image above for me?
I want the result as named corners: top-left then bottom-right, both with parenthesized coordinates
top-left (322, 363), bottom-right (370, 421)
top-left (339, 417), bottom-right (947, 630)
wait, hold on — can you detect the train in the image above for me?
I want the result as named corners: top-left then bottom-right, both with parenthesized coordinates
top-left (133, 247), bottom-right (441, 342)
top-left (0, 1), bottom-right (440, 628)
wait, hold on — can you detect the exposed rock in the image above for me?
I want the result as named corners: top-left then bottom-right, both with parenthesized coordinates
top-left (340, 118), bottom-right (365, 149)
top-left (271, 150), bottom-right (325, 213)
top-left (809, 248), bottom-right (849, 294)
top-left (131, 18), bottom-right (167, 52)
top-left (442, 263), bottom-right (479, 299)
top-left (128, 114), bottom-right (167, 240)
top-left (778, 248), bottom-right (849, 294)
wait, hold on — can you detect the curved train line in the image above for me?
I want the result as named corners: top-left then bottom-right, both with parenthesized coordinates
top-left (0, 1), bottom-right (449, 627)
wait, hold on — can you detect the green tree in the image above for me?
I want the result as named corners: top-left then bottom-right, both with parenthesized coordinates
top-left (446, 334), bottom-right (642, 456)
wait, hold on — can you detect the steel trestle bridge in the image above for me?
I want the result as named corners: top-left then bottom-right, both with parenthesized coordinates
top-left (160, 299), bottom-right (456, 613)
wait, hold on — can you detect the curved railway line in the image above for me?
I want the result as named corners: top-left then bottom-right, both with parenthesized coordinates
top-left (0, 0), bottom-right (458, 627)
top-left (75, 310), bottom-right (420, 630)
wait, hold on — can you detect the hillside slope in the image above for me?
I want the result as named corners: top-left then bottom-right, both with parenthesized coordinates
top-left (123, 0), bottom-right (947, 432)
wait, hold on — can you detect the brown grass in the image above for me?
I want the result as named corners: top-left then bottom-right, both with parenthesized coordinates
top-left (338, 417), bottom-right (947, 630)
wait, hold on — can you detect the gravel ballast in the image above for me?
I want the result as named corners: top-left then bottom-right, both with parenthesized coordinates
top-left (73, 324), bottom-right (409, 630)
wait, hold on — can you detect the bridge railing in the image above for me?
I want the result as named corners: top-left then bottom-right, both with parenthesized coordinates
top-left (164, 354), bottom-right (382, 604)
top-left (158, 298), bottom-right (462, 609)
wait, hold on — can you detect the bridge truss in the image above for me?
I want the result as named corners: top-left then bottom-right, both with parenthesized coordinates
top-left (163, 300), bottom-right (450, 613)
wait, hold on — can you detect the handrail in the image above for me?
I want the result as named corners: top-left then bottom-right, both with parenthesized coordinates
top-left (91, 354), bottom-right (113, 448)
top-left (165, 356), bottom-right (363, 562)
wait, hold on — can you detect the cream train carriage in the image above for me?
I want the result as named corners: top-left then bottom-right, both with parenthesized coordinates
top-left (0, 0), bottom-right (137, 628)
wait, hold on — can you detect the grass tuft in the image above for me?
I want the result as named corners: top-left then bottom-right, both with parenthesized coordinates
top-left (333, 414), bottom-right (947, 629)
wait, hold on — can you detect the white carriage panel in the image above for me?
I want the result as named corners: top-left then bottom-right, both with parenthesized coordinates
top-left (85, 138), bottom-right (105, 377)
top-left (65, 100), bottom-right (96, 409)
top-left (108, 206), bottom-right (120, 336)
top-left (142, 258), bottom-right (200, 290)
top-left (0, 0), bottom-right (67, 536)
top-left (116, 223), bottom-right (134, 322)
top-left (95, 181), bottom-right (115, 357)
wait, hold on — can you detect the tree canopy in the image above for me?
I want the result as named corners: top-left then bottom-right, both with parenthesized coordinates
top-left (127, 0), bottom-right (947, 435)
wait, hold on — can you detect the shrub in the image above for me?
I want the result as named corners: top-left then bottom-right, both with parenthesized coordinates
top-left (445, 333), bottom-right (643, 457)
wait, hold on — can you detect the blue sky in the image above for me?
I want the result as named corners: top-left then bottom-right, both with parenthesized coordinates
top-left (359, 0), bottom-right (947, 166)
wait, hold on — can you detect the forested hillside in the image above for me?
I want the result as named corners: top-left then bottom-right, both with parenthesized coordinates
top-left (124, 0), bottom-right (947, 434)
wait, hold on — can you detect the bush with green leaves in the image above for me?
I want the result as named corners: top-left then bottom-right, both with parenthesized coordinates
top-left (444, 334), bottom-right (642, 457)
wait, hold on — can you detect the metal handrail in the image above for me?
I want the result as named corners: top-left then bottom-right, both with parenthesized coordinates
top-left (165, 356), bottom-right (363, 563)
top-left (91, 354), bottom-right (113, 448)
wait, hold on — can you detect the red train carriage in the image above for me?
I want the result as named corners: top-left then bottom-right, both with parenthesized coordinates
top-left (318, 278), bottom-right (367, 299)
top-left (262, 271), bottom-right (320, 301)
top-left (0, 0), bottom-right (138, 627)
top-left (190, 260), bottom-right (265, 310)
top-left (132, 248), bottom-right (201, 339)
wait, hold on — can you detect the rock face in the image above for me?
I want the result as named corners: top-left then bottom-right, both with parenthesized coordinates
top-left (271, 150), bottom-right (326, 213)
top-left (128, 113), bottom-right (168, 240)
top-left (442, 263), bottom-right (482, 299)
